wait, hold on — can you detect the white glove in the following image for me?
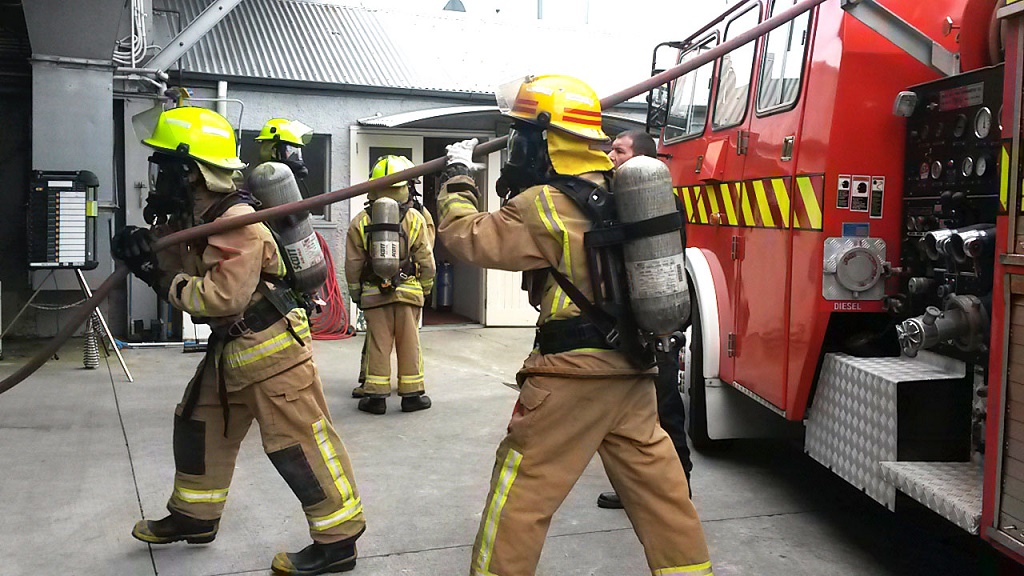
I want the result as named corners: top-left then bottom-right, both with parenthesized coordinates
top-left (445, 138), bottom-right (485, 171)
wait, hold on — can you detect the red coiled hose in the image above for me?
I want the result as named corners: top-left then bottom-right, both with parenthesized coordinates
top-left (311, 232), bottom-right (354, 340)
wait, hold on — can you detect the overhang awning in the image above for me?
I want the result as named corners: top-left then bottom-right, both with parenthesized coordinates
top-left (357, 105), bottom-right (646, 135)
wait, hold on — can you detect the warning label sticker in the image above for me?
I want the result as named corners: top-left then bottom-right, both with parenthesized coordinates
top-left (837, 174), bottom-right (851, 209)
top-left (626, 253), bottom-right (686, 300)
top-left (284, 235), bottom-right (325, 271)
top-left (869, 176), bottom-right (885, 218)
top-left (850, 175), bottom-right (870, 212)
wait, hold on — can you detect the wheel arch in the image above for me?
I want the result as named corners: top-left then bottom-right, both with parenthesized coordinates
top-left (685, 247), bottom-right (721, 380)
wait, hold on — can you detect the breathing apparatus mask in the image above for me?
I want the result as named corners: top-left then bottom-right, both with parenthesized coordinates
top-left (497, 114), bottom-right (553, 201)
top-left (144, 154), bottom-right (196, 227)
top-left (263, 141), bottom-right (309, 180)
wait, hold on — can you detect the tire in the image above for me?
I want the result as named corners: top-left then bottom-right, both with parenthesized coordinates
top-left (685, 286), bottom-right (715, 451)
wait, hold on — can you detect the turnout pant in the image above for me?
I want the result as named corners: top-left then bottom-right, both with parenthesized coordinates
top-left (362, 303), bottom-right (425, 396)
top-left (471, 375), bottom-right (711, 576)
top-left (168, 358), bottom-right (365, 544)
top-left (655, 355), bottom-right (693, 479)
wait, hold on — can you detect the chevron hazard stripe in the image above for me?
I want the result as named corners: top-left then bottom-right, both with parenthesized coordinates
top-left (675, 174), bottom-right (824, 231)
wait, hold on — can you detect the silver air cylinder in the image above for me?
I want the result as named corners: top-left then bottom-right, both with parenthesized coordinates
top-left (370, 197), bottom-right (401, 282)
top-left (248, 162), bottom-right (328, 294)
top-left (613, 155), bottom-right (689, 336)
top-left (896, 294), bottom-right (989, 357)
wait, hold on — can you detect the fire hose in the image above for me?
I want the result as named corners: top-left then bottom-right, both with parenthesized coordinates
top-left (0, 0), bottom-right (828, 395)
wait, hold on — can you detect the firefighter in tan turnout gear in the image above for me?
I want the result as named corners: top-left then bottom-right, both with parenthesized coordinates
top-left (115, 106), bottom-right (365, 576)
top-left (345, 155), bottom-right (436, 415)
top-left (438, 75), bottom-right (713, 576)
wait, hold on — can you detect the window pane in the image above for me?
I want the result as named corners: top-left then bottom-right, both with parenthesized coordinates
top-left (239, 130), bottom-right (331, 218)
top-left (757, 0), bottom-right (810, 112)
top-left (712, 5), bottom-right (760, 130)
top-left (664, 37), bottom-right (716, 142)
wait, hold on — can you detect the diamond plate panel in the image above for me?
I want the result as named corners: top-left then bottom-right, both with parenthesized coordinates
top-left (822, 237), bottom-right (886, 301)
top-left (805, 353), bottom-right (966, 510)
top-left (879, 461), bottom-right (982, 534)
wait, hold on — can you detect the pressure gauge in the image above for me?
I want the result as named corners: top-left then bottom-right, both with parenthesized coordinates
top-left (975, 107), bottom-right (992, 139)
top-left (919, 162), bottom-right (930, 180)
top-left (962, 156), bottom-right (974, 177)
top-left (953, 114), bottom-right (967, 138)
top-left (976, 155), bottom-right (988, 177)
top-left (931, 160), bottom-right (943, 179)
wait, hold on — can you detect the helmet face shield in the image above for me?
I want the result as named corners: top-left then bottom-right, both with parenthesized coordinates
top-left (279, 144), bottom-right (304, 165)
top-left (144, 155), bottom-right (194, 226)
top-left (496, 75), bottom-right (533, 115)
top-left (497, 122), bottom-right (551, 200)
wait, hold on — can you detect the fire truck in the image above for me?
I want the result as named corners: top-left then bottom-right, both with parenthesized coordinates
top-left (645, 0), bottom-right (1024, 560)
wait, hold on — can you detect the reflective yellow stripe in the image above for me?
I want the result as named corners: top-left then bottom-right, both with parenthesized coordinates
top-left (653, 560), bottom-right (714, 575)
top-left (398, 373), bottom-right (424, 384)
top-left (309, 418), bottom-right (363, 532)
top-left (704, 185), bottom-right (719, 214)
top-left (186, 279), bottom-right (207, 315)
top-left (174, 485), bottom-right (229, 503)
top-left (224, 321), bottom-right (309, 368)
top-left (680, 187), bottom-right (694, 221)
top-left (364, 375), bottom-right (390, 385)
top-left (474, 448), bottom-right (523, 575)
top-left (719, 183), bottom-right (737, 225)
top-left (738, 182), bottom-right (754, 226)
top-left (796, 176), bottom-right (822, 230)
top-left (1002, 145), bottom-right (1010, 211)
top-left (752, 180), bottom-right (774, 227)
top-left (771, 178), bottom-right (790, 228)
top-left (440, 195), bottom-right (476, 217)
top-left (695, 188), bottom-right (708, 223)
top-left (535, 189), bottom-right (572, 315)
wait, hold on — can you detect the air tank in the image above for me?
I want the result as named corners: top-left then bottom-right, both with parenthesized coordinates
top-left (613, 155), bottom-right (689, 336)
top-left (370, 197), bottom-right (401, 282)
top-left (248, 161), bottom-right (328, 294)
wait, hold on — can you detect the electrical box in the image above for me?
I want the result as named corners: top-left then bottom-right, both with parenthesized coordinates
top-left (27, 170), bottom-right (99, 270)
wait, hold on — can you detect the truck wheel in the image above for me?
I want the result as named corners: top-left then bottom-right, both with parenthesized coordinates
top-left (685, 288), bottom-right (714, 451)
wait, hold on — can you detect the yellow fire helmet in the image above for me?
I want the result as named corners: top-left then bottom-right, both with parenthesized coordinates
top-left (255, 118), bottom-right (314, 146)
top-left (142, 106), bottom-right (246, 171)
top-left (496, 74), bottom-right (609, 142)
top-left (370, 155), bottom-right (415, 187)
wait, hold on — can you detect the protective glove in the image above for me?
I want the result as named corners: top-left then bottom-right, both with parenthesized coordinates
top-left (111, 226), bottom-right (165, 291)
top-left (445, 138), bottom-right (485, 174)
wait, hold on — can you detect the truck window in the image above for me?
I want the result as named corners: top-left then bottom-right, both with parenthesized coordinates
top-left (756, 0), bottom-right (811, 114)
top-left (663, 36), bottom-right (717, 143)
top-left (712, 4), bottom-right (761, 130)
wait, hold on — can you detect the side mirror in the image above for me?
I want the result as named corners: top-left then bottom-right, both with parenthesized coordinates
top-left (647, 83), bottom-right (669, 133)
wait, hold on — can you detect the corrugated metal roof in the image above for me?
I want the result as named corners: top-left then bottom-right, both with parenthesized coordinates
top-left (179, 0), bottom-right (418, 88)
top-left (173, 0), bottom-right (652, 98)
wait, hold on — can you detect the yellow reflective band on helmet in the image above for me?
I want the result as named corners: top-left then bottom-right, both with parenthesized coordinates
top-left (474, 448), bottom-right (523, 576)
top-left (223, 320), bottom-right (310, 368)
top-left (255, 118), bottom-right (313, 146)
top-left (174, 485), bottom-right (229, 503)
top-left (143, 106), bottom-right (245, 170)
top-left (370, 155), bottom-right (415, 187)
top-left (653, 561), bottom-right (714, 576)
top-left (502, 75), bottom-right (608, 141)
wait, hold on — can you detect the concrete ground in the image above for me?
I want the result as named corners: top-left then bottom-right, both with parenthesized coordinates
top-left (0, 326), bottom-right (1008, 576)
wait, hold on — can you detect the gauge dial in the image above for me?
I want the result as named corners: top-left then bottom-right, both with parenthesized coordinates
top-left (953, 114), bottom-right (967, 138)
top-left (961, 156), bottom-right (974, 177)
top-left (919, 162), bottom-right (930, 180)
top-left (931, 160), bottom-right (943, 179)
top-left (976, 156), bottom-right (988, 177)
top-left (975, 107), bottom-right (992, 139)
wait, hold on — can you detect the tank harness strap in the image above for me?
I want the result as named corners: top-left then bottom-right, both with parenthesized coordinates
top-left (545, 267), bottom-right (621, 348)
top-left (363, 222), bottom-right (402, 234)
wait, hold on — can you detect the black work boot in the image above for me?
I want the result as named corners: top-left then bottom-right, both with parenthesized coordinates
top-left (400, 394), bottom-right (431, 413)
top-left (351, 385), bottom-right (366, 399)
top-left (131, 511), bottom-right (219, 544)
top-left (357, 396), bottom-right (386, 415)
top-left (271, 541), bottom-right (357, 575)
top-left (597, 491), bottom-right (624, 509)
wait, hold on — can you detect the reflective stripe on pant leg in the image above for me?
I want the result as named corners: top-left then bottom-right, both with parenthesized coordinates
top-left (654, 561), bottom-right (714, 576)
top-left (173, 485), bottom-right (229, 503)
top-left (309, 418), bottom-right (363, 531)
top-left (473, 448), bottom-right (523, 576)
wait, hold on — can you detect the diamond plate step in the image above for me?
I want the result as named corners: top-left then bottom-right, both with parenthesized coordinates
top-left (879, 461), bottom-right (982, 534)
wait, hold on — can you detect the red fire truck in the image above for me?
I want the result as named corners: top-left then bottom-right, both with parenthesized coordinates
top-left (646, 0), bottom-right (1024, 561)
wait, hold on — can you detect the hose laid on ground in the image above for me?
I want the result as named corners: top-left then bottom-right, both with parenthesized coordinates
top-left (0, 0), bottom-right (828, 395)
top-left (310, 232), bottom-right (353, 340)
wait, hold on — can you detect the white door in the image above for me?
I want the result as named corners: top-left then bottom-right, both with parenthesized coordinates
top-left (481, 150), bottom-right (537, 327)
